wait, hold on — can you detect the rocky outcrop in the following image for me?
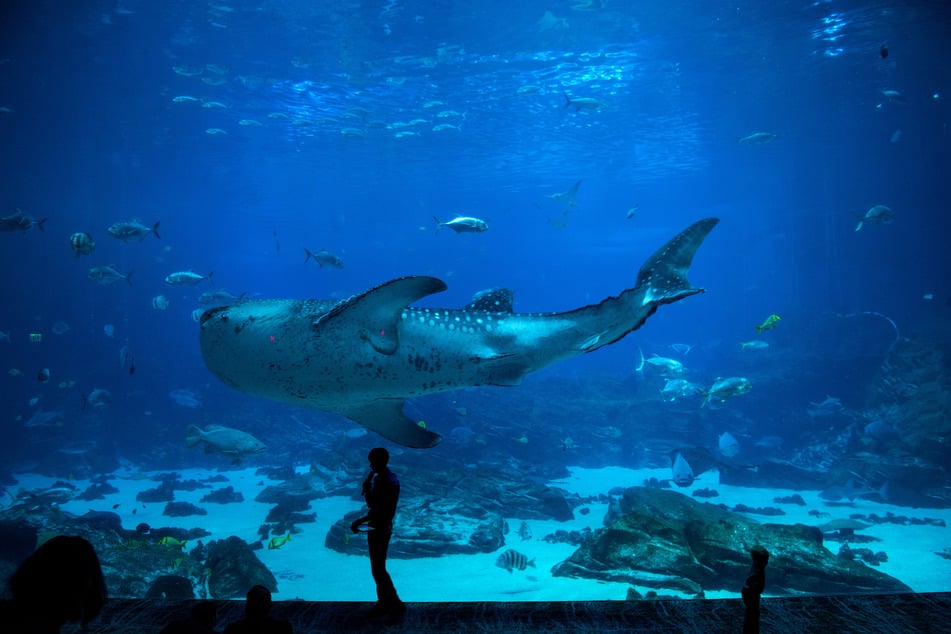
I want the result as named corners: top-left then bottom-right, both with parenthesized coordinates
top-left (552, 487), bottom-right (912, 595)
top-left (204, 536), bottom-right (278, 599)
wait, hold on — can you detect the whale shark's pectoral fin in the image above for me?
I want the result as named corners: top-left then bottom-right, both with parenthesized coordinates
top-left (314, 276), bottom-right (448, 355)
top-left (343, 399), bottom-right (442, 448)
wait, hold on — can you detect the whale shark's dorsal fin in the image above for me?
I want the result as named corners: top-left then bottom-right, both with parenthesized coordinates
top-left (465, 288), bottom-right (515, 312)
top-left (314, 276), bottom-right (448, 355)
top-left (636, 218), bottom-right (719, 306)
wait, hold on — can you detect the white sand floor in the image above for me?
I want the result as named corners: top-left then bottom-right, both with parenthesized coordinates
top-left (6, 464), bottom-right (950, 601)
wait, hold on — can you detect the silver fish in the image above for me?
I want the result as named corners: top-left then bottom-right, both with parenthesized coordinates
top-left (88, 265), bottom-right (133, 286)
top-left (107, 219), bottom-right (160, 242)
top-left (433, 215), bottom-right (488, 234)
top-left (304, 248), bottom-right (344, 269)
top-left (165, 271), bottom-right (213, 286)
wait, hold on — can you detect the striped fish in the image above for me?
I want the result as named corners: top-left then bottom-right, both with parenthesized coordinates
top-left (495, 549), bottom-right (535, 573)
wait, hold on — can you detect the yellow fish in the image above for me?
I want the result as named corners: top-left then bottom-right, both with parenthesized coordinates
top-left (268, 533), bottom-right (291, 550)
top-left (158, 536), bottom-right (187, 550)
top-left (755, 314), bottom-right (781, 333)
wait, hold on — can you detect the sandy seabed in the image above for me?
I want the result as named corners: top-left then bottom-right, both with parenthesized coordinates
top-left (8, 464), bottom-right (950, 601)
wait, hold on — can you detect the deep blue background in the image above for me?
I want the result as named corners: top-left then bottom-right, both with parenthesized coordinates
top-left (0, 0), bottom-right (948, 466)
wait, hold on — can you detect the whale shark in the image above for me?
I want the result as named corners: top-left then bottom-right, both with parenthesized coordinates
top-left (199, 218), bottom-right (719, 448)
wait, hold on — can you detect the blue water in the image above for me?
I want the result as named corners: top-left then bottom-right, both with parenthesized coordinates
top-left (1, 0), bottom-right (949, 600)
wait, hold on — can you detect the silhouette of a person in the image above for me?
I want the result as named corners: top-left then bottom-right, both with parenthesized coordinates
top-left (741, 545), bottom-right (769, 634)
top-left (350, 447), bottom-right (405, 624)
top-left (0, 534), bottom-right (107, 633)
top-left (223, 585), bottom-right (292, 634)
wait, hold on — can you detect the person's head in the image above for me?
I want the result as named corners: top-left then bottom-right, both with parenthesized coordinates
top-left (368, 447), bottom-right (389, 472)
top-left (8, 534), bottom-right (107, 627)
top-left (246, 584), bottom-right (272, 619)
top-left (750, 545), bottom-right (770, 567)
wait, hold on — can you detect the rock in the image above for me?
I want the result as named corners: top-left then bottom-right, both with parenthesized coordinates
top-left (200, 486), bottom-right (244, 504)
top-left (204, 536), bottom-right (278, 599)
top-left (552, 487), bottom-right (912, 595)
top-left (145, 574), bottom-right (195, 599)
top-left (163, 501), bottom-right (207, 517)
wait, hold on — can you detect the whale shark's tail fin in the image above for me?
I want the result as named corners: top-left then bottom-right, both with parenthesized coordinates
top-left (634, 217), bottom-right (719, 307)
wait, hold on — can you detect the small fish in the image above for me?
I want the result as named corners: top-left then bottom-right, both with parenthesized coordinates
top-left (165, 271), bottom-right (213, 286)
top-left (304, 248), bottom-right (344, 269)
top-left (740, 340), bottom-right (769, 350)
top-left (626, 205), bottom-right (638, 220)
top-left (671, 452), bottom-right (695, 487)
top-left (517, 521), bottom-right (533, 541)
top-left (37, 368), bottom-right (50, 383)
top-left (158, 536), bottom-right (187, 549)
top-left (0, 209), bottom-right (46, 232)
top-left (201, 100), bottom-right (228, 109)
top-left (0, 330), bottom-right (10, 343)
top-left (69, 232), bottom-right (95, 256)
top-left (431, 123), bottom-right (460, 132)
top-left (881, 89), bottom-right (906, 103)
top-left (151, 295), bottom-right (169, 310)
top-left (738, 132), bottom-right (777, 144)
top-left (563, 92), bottom-right (606, 111)
top-left (88, 265), bottom-right (133, 286)
top-left (495, 549), bottom-right (535, 573)
top-left (645, 355), bottom-right (684, 375)
top-left (703, 377), bottom-right (752, 407)
top-left (669, 343), bottom-right (692, 355)
top-left (718, 431), bottom-right (740, 458)
top-left (434, 216), bottom-right (488, 234)
top-left (660, 378), bottom-right (702, 402)
top-left (880, 44), bottom-right (888, 59)
top-left (548, 180), bottom-right (582, 207)
top-left (238, 119), bottom-right (263, 127)
top-left (82, 388), bottom-right (112, 409)
top-left (172, 95), bottom-right (200, 103)
top-left (51, 321), bottom-right (71, 335)
top-left (854, 205), bottom-right (893, 231)
top-left (205, 128), bottom-right (228, 135)
top-left (107, 219), bottom-right (160, 242)
top-left (198, 289), bottom-right (245, 306)
top-left (268, 533), bottom-right (292, 550)
top-left (755, 314), bottom-right (781, 333)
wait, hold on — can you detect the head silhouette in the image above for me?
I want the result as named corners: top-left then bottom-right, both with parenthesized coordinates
top-left (368, 447), bottom-right (389, 472)
top-left (8, 535), bottom-right (107, 627)
top-left (245, 584), bottom-right (272, 619)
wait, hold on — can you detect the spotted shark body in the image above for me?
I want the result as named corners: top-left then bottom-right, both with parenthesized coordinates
top-left (199, 218), bottom-right (719, 448)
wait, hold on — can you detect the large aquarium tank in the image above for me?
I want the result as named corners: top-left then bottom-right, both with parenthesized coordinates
top-left (1, 0), bottom-right (949, 607)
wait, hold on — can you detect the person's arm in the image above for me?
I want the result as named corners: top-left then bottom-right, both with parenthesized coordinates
top-left (351, 515), bottom-right (370, 533)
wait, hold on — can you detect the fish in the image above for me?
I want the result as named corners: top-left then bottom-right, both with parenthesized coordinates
top-left (880, 44), bottom-right (888, 59)
top-left (0, 209), bottom-right (46, 232)
top-left (198, 289), bottom-right (246, 307)
top-left (563, 92), bottom-right (606, 111)
top-left (738, 132), bottom-right (777, 144)
top-left (25, 409), bottom-right (64, 427)
top-left (51, 321), bottom-right (70, 335)
top-left (107, 219), bottom-right (160, 242)
top-left (172, 95), bottom-right (200, 103)
top-left (669, 343), bottom-right (692, 355)
top-left (152, 295), bottom-right (169, 310)
top-left (69, 232), bottom-right (95, 256)
top-left (0, 330), bottom-right (10, 343)
top-left (881, 89), bottom-right (906, 103)
top-left (645, 355), bottom-right (684, 375)
top-left (304, 248), bottom-right (344, 269)
top-left (702, 377), bottom-right (752, 407)
top-left (819, 479), bottom-right (888, 502)
top-left (158, 536), bottom-right (187, 549)
top-left (755, 314), bottom-right (780, 333)
top-left (807, 396), bottom-right (845, 418)
top-left (88, 265), bottom-right (133, 286)
top-left (198, 218), bottom-right (719, 448)
top-left (548, 180), bottom-right (582, 207)
top-left (169, 388), bottom-right (201, 408)
top-left (37, 368), bottom-right (50, 383)
top-left (854, 205), bottom-right (893, 231)
top-left (671, 452), bottom-right (695, 487)
top-left (718, 431), bottom-right (740, 457)
top-left (185, 424), bottom-right (266, 457)
top-left (165, 271), bottom-right (213, 286)
top-left (82, 388), bottom-right (112, 409)
top-left (433, 215), bottom-right (488, 234)
top-left (267, 533), bottom-right (291, 550)
top-left (660, 378), bottom-right (702, 402)
top-left (740, 340), bottom-right (769, 350)
top-left (495, 548), bottom-right (535, 573)
top-left (517, 521), bottom-right (533, 541)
